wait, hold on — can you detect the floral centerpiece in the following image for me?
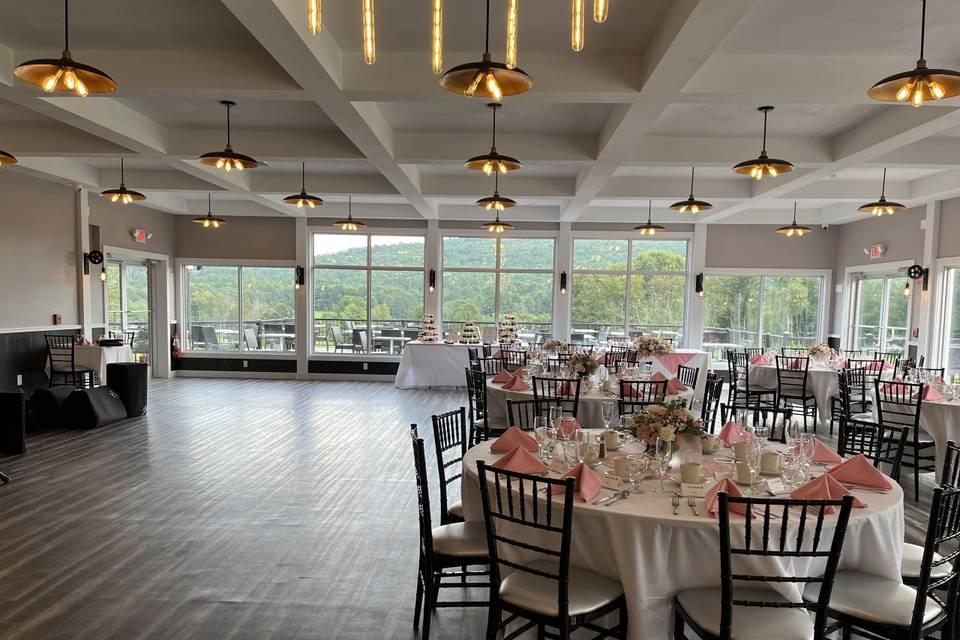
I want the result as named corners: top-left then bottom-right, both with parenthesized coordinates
top-left (567, 351), bottom-right (600, 378)
top-left (632, 335), bottom-right (674, 358)
top-left (631, 399), bottom-right (703, 446)
top-left (542, 339), bottom-right (568, 353)
top-left (806, 343), bottom-right (834, 359)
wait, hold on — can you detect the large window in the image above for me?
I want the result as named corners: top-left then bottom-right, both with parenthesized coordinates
top-left (702, 273), bottom-right (824, 361)
top-left (441, 236), bottom-right (554, 341)
top-left (571, 238), bottom-right (687, 344)
top-left (184, 265), bottom-right (295, 352)
top-left (849, 273), bottom-right (910, 355)
top-left (939, 266), bottom-right (960, 379)
top-left (313, 233), bottom-right (424, 354)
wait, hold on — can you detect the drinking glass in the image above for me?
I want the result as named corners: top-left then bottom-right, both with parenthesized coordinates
top-left (562, 440), bottom-right (581, 469)
top-left (559, 416), bottom-right (579, 442)
top-left (655, 437), bottom-right (672, 494)
top-left (745, 437), bottom-right (763, 495)
top-left (785, 417), bottom-right (802, 448)
top-left (781, 452), bottom-right (802, 491)
top-left (601, 400), bottom-right (617, 430)
top-left (619, 415), bottom-right (634, 445)
top-left (799, 433), bottom-right (816, 481)
top-left (549, 405), bottom-right (564, 434)
top-left (626, 454), bottom-right (646, 493)
top-left (598, 366), bottom-right (609, 385)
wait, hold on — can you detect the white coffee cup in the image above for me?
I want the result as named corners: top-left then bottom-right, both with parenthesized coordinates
top-left (604, 430), bottom-right (621, 451)
top-left (760, 450), bottom-right (782, 474)
top-left (733, 440), bottom-right (750, 462)
top-left (735, 461), bottom-right (753, 484)
top-left (680, 461), bottom-right (702, 484)
top-left (702, 434), bottom-right (720, 454)
top-left (614, 456), bottom-right (629, 478)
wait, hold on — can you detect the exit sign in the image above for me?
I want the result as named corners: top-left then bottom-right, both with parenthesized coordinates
top-left (869, 243), bottom-right (886, 259)
top-left (132, 228), bottom-right (148, 243)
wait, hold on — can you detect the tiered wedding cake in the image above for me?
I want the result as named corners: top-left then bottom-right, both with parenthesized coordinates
top-left (417, 314), bottom-right (440, 343)
top-left (498, 315), bottom-right (520, 346)
top-left (459, 322), bottom-right (481, 344)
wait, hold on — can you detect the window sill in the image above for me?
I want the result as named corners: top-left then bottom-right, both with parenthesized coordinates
top-left (311, 353), bottom-right (402, 362)
top-left (179, 351), bottom-right (295, 359)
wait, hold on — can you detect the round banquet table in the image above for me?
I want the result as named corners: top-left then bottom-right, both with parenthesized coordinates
top-left (748, 363), bottom-right (840, 423)
top-left (486, 378), bottom-right (695, 429)
top-left (461, 439), bottom-right (905, 639)
top-left (870, 391), bottom-right (960, 482)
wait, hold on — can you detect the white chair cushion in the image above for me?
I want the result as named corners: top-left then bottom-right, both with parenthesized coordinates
top-left (499, 559), bottom-right (623, 618)
top-left (676, 587), bottom-right (815, 640)
top-left (431, 522), bottom-right (487, 558)
top-left (900, 542), bottom-right (950, 580)
top-left (447, 499), bottom-right (464, 520)
top-left (803, 570), bottom-right (942, 627)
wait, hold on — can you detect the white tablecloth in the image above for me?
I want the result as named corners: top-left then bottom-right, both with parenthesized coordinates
top-left (486, 378), bottom-right (695, 429)
top-left (749, 364), bottom-right (839, 423)
top-left (870, 391), bottom-right (960, 482)
top-left (394, 341), bottom-right (479, 388)
top-left (461, 440), bottom-right (904, 639)
top-left (47, 344), bottom-right (135, 384)
top-left (644, 350), bottom-right (711, 402)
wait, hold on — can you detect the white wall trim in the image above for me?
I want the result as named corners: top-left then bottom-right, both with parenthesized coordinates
top-left (840, 259), bottom-right (915, 350)
top-left (177, 351), bottom-right (296, 360)
top-left (0, 324), bottom-right (82, 335)
top-left (175, 257), bottom-right (297, 268)
top-left (174, 370), bottom-right (296, 380)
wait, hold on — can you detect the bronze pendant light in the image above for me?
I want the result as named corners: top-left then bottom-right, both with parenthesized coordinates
top-left (0, 149), bottom-right (16, 166)
top-left (283, 162), bottom-right (325, 208)
top-left (733, 106), bottom-right (794, 181)
top-left (334, 196), bottom-right (366, 231)
top-left (868, 0), bottom-right (960, 107)
top-left (199, 101), bottom-right (259, 172)
top-left (465, 103), bottom-right (522, 175)
top-left (194, 194), bottom-right (227, 229)
top-left (100, 158), bottom-right (146, 204)
top-left (15, 0), bottom-right (117, 97)
top-left (440, 0), bottom-right (533, 100)
top-left (775, 203), bottom-right (812, 238)
top-left (634, 201), bottom-right (666, 235)
top-left (481, 213), bottom-right (513, 233)
top-left (858, 168), bottom-right (905, 216)
top-left (475, 171), bottom-right (517, 211)
top-left (670, 167), bottom-right (713, 214)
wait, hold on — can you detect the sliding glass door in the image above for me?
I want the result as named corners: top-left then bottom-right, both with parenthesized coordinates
top-left (849, 274), bottom-right (910, 354)
top-left (939, 267), bottom-right (960, 379)
top-left (106, 260), bottom-right (153, 364)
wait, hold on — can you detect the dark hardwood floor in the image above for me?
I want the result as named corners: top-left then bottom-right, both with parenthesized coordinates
top-left (0, 379), bottom-right (936, 639)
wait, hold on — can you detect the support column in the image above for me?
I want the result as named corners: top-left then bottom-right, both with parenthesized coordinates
top-left (918, 200), bottom-right (940, 362)
top-left (75, 187), bottom-right (93, 340)
top-left (687, 224), bottom-right (707, 350)
top-left (295, 217), bottom-right (309, 379)
top-left (554, 222), bottom-right (572, 341)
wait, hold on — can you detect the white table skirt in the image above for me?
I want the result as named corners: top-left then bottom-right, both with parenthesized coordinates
top-left (486, 379), bottom-right (695, 429)
top-left (749, 364), bottom-right (839, 423)
top-left (461, 440), bottom-right (904, 639)
top-left (394, 341), bottom-right (480, 388)
top-left (644, 350), bottom-right (711, 402)
top-left (870, 391), bottom-right (960, 482)
top-left (46, 344), bottom-right (135, 384)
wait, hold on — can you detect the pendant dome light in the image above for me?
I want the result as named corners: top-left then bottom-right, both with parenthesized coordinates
top-left (283, 162), bottom-right (325, 209)
top-left (634, 201), bottom-right (666, 235)
top-left (194, 195), bottom-right (227, 229)
top-left (858, 168), bottom-right (905, 216)
top-left (476, 172), bottom-right (517, 211)
top-left (14, 0), bottom-right (117, 97)
top-left (670, 167), bottom-right (713, 214)
top-left (868, 0), bottom-right (960, 107)
top-left (0, 149), bottom-right (16, 166)
top-left (334, 196), bottom-right (366, 231)
top-left (100, 158), bottom-right (146, 204)
top-left (482, 214), bottom-right (513, 234)
top-left (465, 103), bottom-right (523, 176)
top-left (732, 106), bottom-right (794, 181)
top-left (198, 101), bottom-right (259, 172)
top-left (440, 0), bottom-right (533, 100)
top-left (775, 203), bottom-right (812, 238)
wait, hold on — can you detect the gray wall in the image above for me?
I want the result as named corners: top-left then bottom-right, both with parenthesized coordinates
top-left (0, 172), bottom-right (79, 329)
top-left (176, 216), bottom-right (296, 261)
top-left (939, 197), bottom-right (960, 258)
top-left (705, 224), bottom-right (838, 269)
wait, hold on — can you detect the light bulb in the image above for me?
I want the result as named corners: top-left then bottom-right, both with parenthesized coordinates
top-left (506, 0), bottom-right (519, 70)
top-left (593, 0), bottom-right (608, 23)
top-left (464, 70), bottom-right (484, 97)
top-left (235, 159), bottom-right (244, 171)
top-left (99, 268), bottom-right (107, 282)
top-left (111, 194), bottom-right (119, 203)
top-left (913, 85), bottom-right (924, 108)
top-left (931, 80), bottom-right (946, 99)
top-left (64, 69), bottom-right (77, 90)
top-left (485, 72), bottom-right (502, 101)
top-left (690, 205), bottom-right (699, 214)
top-left (213, 221), bottom-right (220, 229)
top-left (75, 78), bottom-right (89, 97)
top-left (308, 0), bottom-right (322, 34)
top-left (216, 158), bottom-right (225, 169)
top-left (362, 0), bottom-right (376, 65)
top-left (432, 0), bottom-right (443, 74)
top-left (768, 165), bottom-right (778, 177)
top-left (572, 0), bottom-right (585, 51)
top-left (308, 200), bottom-right (315, 208)
top-left (203, 219), bottom-right (210, 228)
top-left (498, 163), bottom-right (507, 175)
top-left (42, 69), bottom-right (62, 93)
top-left (904, 283), bottom-right (911, 297)
top-left (896, 80), bottom-right (914, 102)
top-left (482, 161), bottom-right (493, 176)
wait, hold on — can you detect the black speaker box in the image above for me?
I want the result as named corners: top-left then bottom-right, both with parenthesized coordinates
top-left (106, 362), bottom-right (148, 418)
top-left (28, 385), bottom-right (75, 428)
top-left (0, 391), bottom-right (26, 455)
top-left (62, 387), bottom-right (128, 430)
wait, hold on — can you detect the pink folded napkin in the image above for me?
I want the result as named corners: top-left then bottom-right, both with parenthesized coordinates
top-left (492, 446), bottom-right (549, 475)
top-left (789, 358), bottom-right (804, 370)
top-left (656, 352), bottom-right (696, 375)
top-left (917, 386), bottom-right (946, 401)
top-left (492, 369), bottom-right (514, 384)
top-left (881, 381), bottom-right (912, 395)
top-left (883, 361), bottom-right (893, 370)
top-left (839, 359), bottom-right (849, 369)
top-left (649, 371), bottom-right (667, 382)
top-left (666, 377), bottom-right (688, 395)
top-left (790, 474), bottom-right (864, 513)
top-left (503, 375), bottom-right (530, 391)
top-left (812, 438), bottom-right (843, 464)
top-left (559, 381), bottom-right (575, 396)
top-left (749, 354), bottom-right (771, 366)
top-left (704, 479), bottom-right (752, 517)
top-left (718, 421), bottom-right (751, 448)
top-left (551, 463), bottom-right (601, 502)
top-left (932, 375), bottom-right (945, 385)
top-left (490, 426), bottom-right (539, 454)
top-left (827, 454), bottom-right (892, 490)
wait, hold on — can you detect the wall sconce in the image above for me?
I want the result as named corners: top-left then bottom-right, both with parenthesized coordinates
top-left (295, 265), bottom-right (305, 290)
top-left (907, 264), bottom-right (929, 293)
top-left (83, 249), bottom-right (103, 276)
top-left (429, 269), bottom-right (436, 293)
top-left (99, 266), bottom-right (107, 282)
top-left (559, 271), bottom-right (567, 295)
top-left (903, 281), bottom-right (912, 297)
top-left (695, 273), bottom-right (704, 299)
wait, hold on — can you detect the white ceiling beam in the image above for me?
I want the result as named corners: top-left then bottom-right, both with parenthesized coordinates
top-left (421, 175), bottom-right (574, 199)
top-left (0, 124), bottom-right (129, 157)
top-left (394, 133), bottom-right (597, 165)
top-left (625, 136), bottom-right (832, 167)
top-left (251, 171), bottom-right (397, 195)
top-left (166, 128), bottom-right (363, 162)
top-left (909, 168), bottom-right (960, 202)
top-left (12, 157), bottom-right (101, 188)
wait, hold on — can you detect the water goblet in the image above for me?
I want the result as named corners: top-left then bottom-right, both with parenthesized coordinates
top-left (785, 417), bottom-right (802, 448)
top-left (549, 405), bottom-right (564, 435)
top-left (799, 433), bottom-right (816, 481)
top-left (559, 416), bottom-right (579, 442)
top-left (655, 437), bottom-right (672, 494)
top-left (562, 439), bottom-right (582, 470)
top-left (626, 454), bottom-right (646, 493)
top-left (601, 400), bottom-right (617, 431)
top-left (745, 437), bottom-right (763, 495)
top-left (781, 452), bottom-right (802, 491)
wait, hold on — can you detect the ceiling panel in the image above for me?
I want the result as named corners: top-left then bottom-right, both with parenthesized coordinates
top-left (650, 102), bottom-right (882, 138)
top-left (116, 97), bottom-right (338, 131)
top-left (378, 101), bottom-right (613, 134)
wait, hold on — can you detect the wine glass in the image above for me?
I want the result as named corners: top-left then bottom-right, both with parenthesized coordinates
top-left (781, 452), bottom-right (802, 491)
top-left (619, 414), bottom-right (634, 445)
top-left (562, 439), bottom-right (581, 470)
top-left (655, 437), bottom-right (672, 494)
top-left (549, 405), bottom-right (564, 435)
top-left (799, 433), bottom-right (816, 482)
top-left (745, 437), bottom-right (763, 495)
top-left (785, 417), bottom-right (802, 448)
top-left (559, 416), bottom-right (579, 442)
top-left (601, 400), bottom-right (617, 431)
top-left (626, 454), bottom-right (646, 493)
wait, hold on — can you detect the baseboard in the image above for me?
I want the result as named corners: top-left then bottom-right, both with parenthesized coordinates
top-left (173, 370), bottom-right (296, 380)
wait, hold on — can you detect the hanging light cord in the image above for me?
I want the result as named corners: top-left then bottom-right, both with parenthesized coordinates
top-left (484, 0), bottom-right (491, 54)
top-left (301, 162), bottom-right (307, 191)
top-left (491, 104), bottom-right (498, 150)
top-left (688, 166), bottom-right (696, 197)
top-left (494, 170), bottom-right (500, 194)
top-left (881, 168), bottom-right (887, 198)
top-left (647, 200), bottom-right (653, 224)
top-left (208, 194), bottom-right (212, 215)
top-left (64, 0), bottom-right (69, 52)
top-left (920, 0), bottom-right (926, 61)
top-left (225, 103), bottom-right (232, 148)
top-left (120, 158), bottom-right (125, 187)
top-left (760, 109), bottom-right (768, 155)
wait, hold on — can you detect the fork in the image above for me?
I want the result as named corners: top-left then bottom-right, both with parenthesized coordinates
top-left (672, 494), bottom-right (681, 515)
top-left (687, 496), bottom-right (699, 516)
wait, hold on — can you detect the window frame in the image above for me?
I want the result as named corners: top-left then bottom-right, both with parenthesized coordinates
top-left (177, 258), bottom-right (297, 358)
top-left (934, 256), bottom-right (960, 374)
top-left (841, 260), bottom-right (913, 355)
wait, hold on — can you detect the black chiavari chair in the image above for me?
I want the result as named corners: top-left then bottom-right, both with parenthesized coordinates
top-left (411, 429), bottom-right (489, 640)
top-left (830, 367), bottom-right (872, 436)
top-left (874, 351), bottom-right (902, 367)
top-left (839, 348), bottom-right (869, 360)
top-left (467, 347), bottom-right (480, 366)
top-left (506, 398), bottom-right (541, 431)
top-left (501, 348), bottom-right (528, 372)
top-left (700, 374), bottom-right (724, 434)
top-left (875, 378), bottom-right (933, 501)
top-left (477, 462), bottom-right (627, 640)
top-left (816, 486), bottom-right (960, 640)
top-left (618, 379), bottom-right (667, 415)
top-left (677, 364), bottom-right (699, 390)
top-left (727, 350), bottom-right (777, 411)
top-left (465, 367), bottom-right (507, 442)
top-left (675, 493), bottom-right (855, 640)
top-left (943, 440), bottom-right (960, 488)
top-left (45, 334), bottom-right (96, 388)
top-left (914, 366), bottom-right (947, 380)
top-left (748, 405), bottom-right (794, 444)
top-left (473, 355), bottom-right (505, 377)
top-left (742, 347), bottom-right (763, 359)
top-left (431, 408), bottom-right (469, 525)
top-left (604, 346), bottom-right (630, 371)
top-left (482, 344), bottom-right (493, 357)
top-left (532, 376), bottom-right (581, 419)
top-left (775, 355), bottom-right (817, 433)
top-left (837, 418), bottom-right (908, 482)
